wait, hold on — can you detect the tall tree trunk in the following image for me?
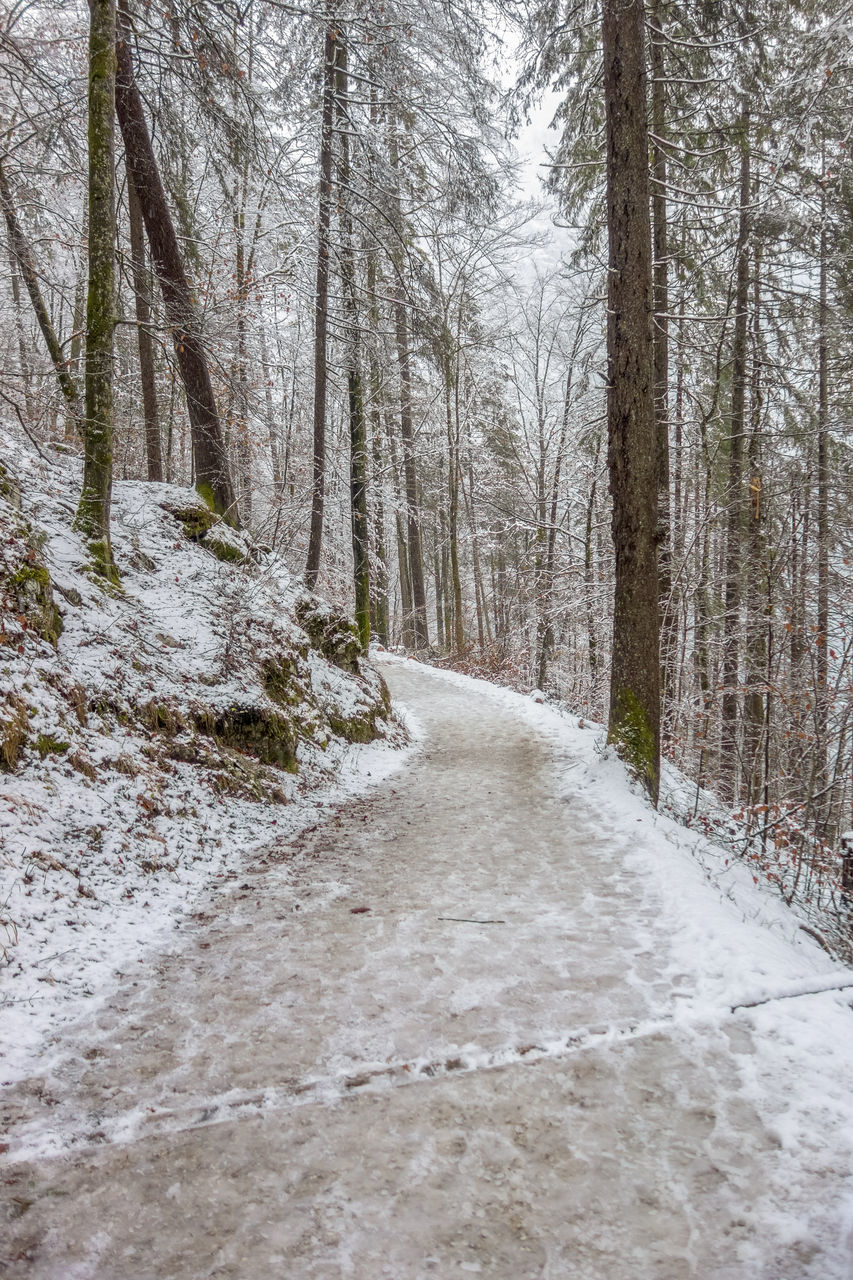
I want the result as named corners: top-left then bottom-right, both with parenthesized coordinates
top-left (335, 33), bottom-right (370, 648)
top-left (584, 439), bottom-right (601, 682)
top-left (127, 167), bottom-right (163, 481)
top-left (743, 253), bottom-right (765, 809)
top-left (233, 171), bottom-right (252, 527)
top-left (388, 118), bottom-right (429, 649)
top-left (445, 350), bottom-right (464, 650)
top-left (720, 109), bottom-right (751, 803)
top-left (366, 243), bottom-right (389, 644)
top-left (260, 320), bottom-right (282, 498)
top-left (387, 417), bottom-right (414, 647)
top-left (7, 243), bottom-right (34, 419)
top-left (115, 10), bottom-right (236, 522)
top-left (0, 158), bottom-right (82, 433)
top-left (74, 0), bottom-right (118, 580)
top-left (305, 21), bottom-right (335, 588)
top-left (650, 0), bottom-right (674, 726)
top-left (602, 0), bottom-right (660, 803)
top-left (815, 169), bottom-right (829, 828)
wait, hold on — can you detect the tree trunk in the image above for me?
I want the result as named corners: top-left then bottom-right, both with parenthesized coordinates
top-left (743, 253), bottom-right (765, 810)
top-left (720, 110), bottom-right (751, 803)
top-left (366, 245), bottom-right (389, 645)
top-left (335, 32), bottom-right (370, 648)
top-left (387, 417), bottom-right (414, 647)
top-left (127, 168), bottom-right (163, 481)
top-left (0, 158), bottom-right (82, 434)
top-left (6, 242), bottom-right (34, 419)
top-left (650, 0), bottom-right (674, 724)
top-left (74, 0), bottom-right (118, 580)
top-left (445, 352), bottom-right (464, 651)
top-left (305, 21), bottom-right (336, 588)
top-left (602, 0), bottom-right (660, 803)
top-left (388, 118), bottom-right (429, 649)
top-left (815, 172), bottom-right (829, 827)
top-left (115, 9), bottom-right (236, 522)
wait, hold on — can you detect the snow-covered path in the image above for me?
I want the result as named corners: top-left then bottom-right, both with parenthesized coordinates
top-left (3, 658), bottom-right (853, 1278)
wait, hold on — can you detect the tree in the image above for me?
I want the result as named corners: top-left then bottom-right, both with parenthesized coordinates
top-left (305, 18), bottom-right (336, 591)
top-left (602, 0), bottom-right (660, 802)
top-left (0, 159), bottom-right (82, 435)
top-left (74, 0), bottom-right (119, 582)
top-left (115, 5), bottom-right (236, 522)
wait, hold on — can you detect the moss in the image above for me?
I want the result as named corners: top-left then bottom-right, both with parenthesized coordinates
top-left (204, 536), bottom-right (246, 564)
top-left (295, 597), bottom-right (362, 674)
top-left (8, 563), bottom-right (63, 645)
top-left (196, 479), bottom-right (238, 530)
top-left (607, 688), bottom-right (659, 800)
top-left (195, 481), bottom-right (217, 513)
top-left (35, 734), bottom-right (70, 759)
top-left (76, 532), bottom-right (120, 586)
top-left (169, 504), bottom-right (218, 541)
top-left (262, 654), bottom-right (308, 707)
top-left (193, 705), bottom-right (297, 771)
top-left (326, 707), bottom-right (381, 745)
top-left (165, 501), bottom-right (244, 560)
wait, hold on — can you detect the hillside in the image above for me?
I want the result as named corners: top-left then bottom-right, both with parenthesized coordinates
top-left (0, 435), bottom-right (406, 1074)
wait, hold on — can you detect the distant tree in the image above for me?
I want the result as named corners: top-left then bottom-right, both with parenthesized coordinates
top-left (0, 159), bottom-right (82, 436)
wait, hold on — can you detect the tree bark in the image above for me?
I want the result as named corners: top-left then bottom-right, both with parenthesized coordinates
top-left (743, 253), bottom-right (765, 809)
top-left (388, 117), bottom-right (429, 649)
top-left (6, 240), bottom-right (34, 419)
top-left (603, 0), bottom-right (660, 803)
top-left (305, 21), bottom-right (336, 588)
top-left (74, 0), bottom-right (118, 580)
top-left (720, 110), bottom-right (751, 802)
top-left (115, 10), bottom-right (236, 522)
top-left (127, 167), bottom-right (163, 481)
top-left (335, 32), bottom-right (370, 648)
top-left (650, 0), bottom-right (674, 723)
top-left (815, 170), bottom-right (829, 825)
top-left (0, 158), bottom-right (82, 434)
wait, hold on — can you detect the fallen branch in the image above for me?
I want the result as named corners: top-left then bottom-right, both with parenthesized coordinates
top-left (731, 972), bottom-right (853, 1012)
top-left (438, 916), bottom-right (506, 924)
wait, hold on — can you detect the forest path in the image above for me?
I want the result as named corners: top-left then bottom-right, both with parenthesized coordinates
top-left (1, 658), bottom-right (851, 1278)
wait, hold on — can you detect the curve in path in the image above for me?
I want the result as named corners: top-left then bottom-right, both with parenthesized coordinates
top-left (1, 658), bottom-right (852, 1278)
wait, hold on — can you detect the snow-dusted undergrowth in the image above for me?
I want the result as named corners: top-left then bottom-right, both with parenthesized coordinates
top-left (0, 436), bottom-right (409, 1078)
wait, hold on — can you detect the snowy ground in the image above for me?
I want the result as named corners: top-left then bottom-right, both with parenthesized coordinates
top-left (2, 656), bottom-right (853, 1278)
top-left (1, 438), bottom-right (403, 1077)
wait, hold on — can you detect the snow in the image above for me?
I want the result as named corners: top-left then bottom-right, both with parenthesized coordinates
top-left (1, 437), bottom-right (409, 1084)
top-left (3, 500), bottom-right (853, 1273)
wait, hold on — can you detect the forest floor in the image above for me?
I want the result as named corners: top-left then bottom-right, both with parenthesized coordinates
top-left (3, 657), bottom-right (853, 1278)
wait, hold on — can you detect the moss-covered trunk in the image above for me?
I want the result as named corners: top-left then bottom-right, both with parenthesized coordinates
top-left (74, 0), bottom-right (118, 582)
